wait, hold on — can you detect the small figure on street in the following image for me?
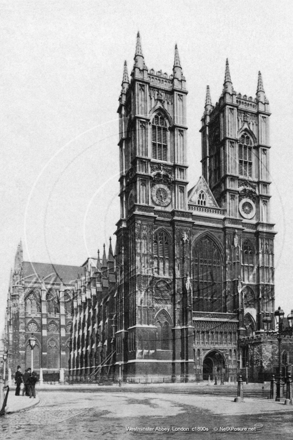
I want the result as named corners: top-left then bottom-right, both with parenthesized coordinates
top-left (29, 371), bottom-right (38, 398)
top-left (14, 366), bottom-right (23, 396)
top-left (23, 368), bottom-right (32, 396)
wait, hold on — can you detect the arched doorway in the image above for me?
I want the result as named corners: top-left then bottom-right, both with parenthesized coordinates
top-left (203, 350), bottom-right (225, 382)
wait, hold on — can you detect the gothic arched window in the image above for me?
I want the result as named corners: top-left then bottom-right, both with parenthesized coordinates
top-left (64, 291), bottom-right (73, 315)
top-left (198, 191), bottom-right (206, 206)
top-left (152, 113), bottom-right (168, 161)
top-left (25, 292), bottom-right (41, 315)
top-left (242, 240), bottom-right (255, 283)
top-left (192, 236), bottom-right (223, 312)
top-left (239, 133), bottom-right (253, 177)
top-left (47, 339), bottom-right (60, 369)
top-left (46, 290), bottom-right (59, 315)
top-left (244, 313), bottom-right (256, 337)
top-left (153, 230), bottom-right (170, 276)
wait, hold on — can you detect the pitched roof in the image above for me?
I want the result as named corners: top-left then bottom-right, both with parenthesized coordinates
top-left (22, 261), bottom-right (84, 285)
top-left (188, 176), bottom-right (219, 208)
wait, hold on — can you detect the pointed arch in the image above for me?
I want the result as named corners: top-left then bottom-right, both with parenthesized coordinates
top-left (46, 289), bottom-right (59, 315)
top-left (238, 128), bottom-right (257, 144)
top-left (191, 230), bottom-right (224, 256)
top-left (154, 308), bottom-right (173, 325)
top-left (192, 232), bottom-right (224, 313)
top-left (25, 290), bottom-right (41, 315)
top-left (151, 110), bottom-right (170, 161)
top-left (64, 290), bottom-right (73, 315)
top-left (244, 312), bottom-right (256, 336)
top-left (149, 105), bottom-right (173, 126)
top-left (48, 320), bottom-right (59, 333)
top-left (47, 337), bottom-right (60, 369)
top-left (238, 131), bottom-right (255, 178)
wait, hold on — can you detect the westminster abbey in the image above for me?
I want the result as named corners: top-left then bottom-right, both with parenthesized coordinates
top-left (5, 33), bottom-right (277, 383)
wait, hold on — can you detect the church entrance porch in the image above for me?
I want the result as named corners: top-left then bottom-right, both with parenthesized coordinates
top-left (203, 350), bottom-right (225, 383)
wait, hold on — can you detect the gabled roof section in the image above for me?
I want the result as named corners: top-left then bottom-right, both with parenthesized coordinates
top-left (188, 176), bottom-right (219, 208)
top-left (22, 262), bottom-right (84, 285)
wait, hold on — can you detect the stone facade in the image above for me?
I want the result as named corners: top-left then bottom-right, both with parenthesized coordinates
top-left (5, 33), bottom-right (280, 383)
top-left (4, 242), bottom-right (83, 381)
top-left (69, 34), bottom-right (276, 383)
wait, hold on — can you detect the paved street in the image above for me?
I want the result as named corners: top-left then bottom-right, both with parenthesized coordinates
top-left (1, 389), bottom-right (293, 439)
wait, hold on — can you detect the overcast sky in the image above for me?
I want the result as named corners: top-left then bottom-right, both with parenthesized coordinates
top-left (1, 0), bottom-right (293, 327)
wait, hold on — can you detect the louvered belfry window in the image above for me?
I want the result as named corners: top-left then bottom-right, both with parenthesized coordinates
top-left (239, 134), bottom-right (253, 177)
top-left (152, 113), bottom-right (168, 161)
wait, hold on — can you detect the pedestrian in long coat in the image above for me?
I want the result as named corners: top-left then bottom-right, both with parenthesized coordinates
top-left (14, 366), bottom-right (23, 396)
top-left (23, 368), bottom-right (31, 396)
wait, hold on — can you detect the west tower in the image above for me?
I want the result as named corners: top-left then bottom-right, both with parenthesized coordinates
top-left (115, 33), bottom-right (193, 381)
top-left (200, 61), bottom-right (276, 348)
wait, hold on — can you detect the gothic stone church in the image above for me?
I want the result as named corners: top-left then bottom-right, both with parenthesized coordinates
top-left (5, 33), bottom-right (276, 383)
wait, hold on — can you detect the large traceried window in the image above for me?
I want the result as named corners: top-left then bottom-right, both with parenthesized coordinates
top-left (242, 240), bottom-right (255, 283)
top-left (153, 230), bottom-right (170, 276)
top-left (152, 113), bottom-right (168, 161)
top-left (192, 236), bottom-right (223, 312)
top-left (239, 133), bottom-right (253, 177)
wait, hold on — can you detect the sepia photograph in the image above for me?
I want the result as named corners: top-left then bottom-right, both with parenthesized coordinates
top-left (1, 0), bottom-right (293, 438)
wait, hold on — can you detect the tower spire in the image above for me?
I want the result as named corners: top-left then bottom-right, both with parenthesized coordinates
top-left (173, 44), bottom-right (182, 80)
top-left (133, 31), bottom-right (145, 71)
top-left (97, 249), bottom-right (101, 270)
top-left (122, 60), bottom-right (129, 85)
top-left (173, 43), bottom-right (182, 80)
top-left (223, 58), bottom-right (233, 94)
top-left (135, 31), bottom-right (144, 58)
top-left (102, 244), bottom-right (107, 267)
top-left (256, 70), bottom-right (267, 103)
top-left (224, 58), bottom-right (232, 83)
top-left (174, 43), bottom-right (181, 68)
top-left (205, 85), bottom-right (213, 111)
top-left (257, 71), bottom-right (265, 93)
top-left (108, 237), bottom-right (114, 262)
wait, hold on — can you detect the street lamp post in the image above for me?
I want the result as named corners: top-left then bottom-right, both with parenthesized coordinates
top-left (275, 307), bottom-right (284, 401)
top-left (28, 334), bottom-right (36, 372)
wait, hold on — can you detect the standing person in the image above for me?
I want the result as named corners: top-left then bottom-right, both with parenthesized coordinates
top-left (14, 366), bottom-right (23, 396)
top-left (29, 371), bottom-right (38, 398)
top-left (23, 368), bottom-right (31, 396)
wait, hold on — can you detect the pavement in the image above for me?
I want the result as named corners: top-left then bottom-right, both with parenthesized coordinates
top-left (3, 381), bottom-right (293, 416)
top-left (4, 391), bottom-right (40, 414)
